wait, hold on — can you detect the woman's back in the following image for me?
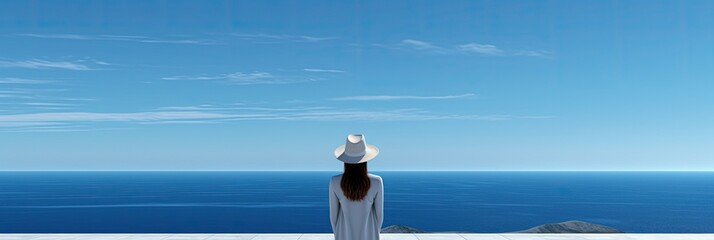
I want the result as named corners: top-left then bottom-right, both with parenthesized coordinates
top-left (329, 173), bottom-right (384, 240)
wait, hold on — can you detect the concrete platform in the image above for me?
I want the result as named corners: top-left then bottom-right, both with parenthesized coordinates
top-left (1, 234), bottom-right (713, 240)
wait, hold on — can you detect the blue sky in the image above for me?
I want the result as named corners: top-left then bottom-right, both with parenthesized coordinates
top-left (1, 1), bottom-right (712, 171)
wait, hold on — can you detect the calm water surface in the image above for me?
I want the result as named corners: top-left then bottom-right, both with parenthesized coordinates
top-left (0, 171), bottom-right (713, 233)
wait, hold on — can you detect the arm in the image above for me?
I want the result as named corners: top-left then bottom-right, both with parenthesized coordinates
top-left (374, 177), bottom-right (384, 230)
top-left (329, 177), bottom-right (340, 232)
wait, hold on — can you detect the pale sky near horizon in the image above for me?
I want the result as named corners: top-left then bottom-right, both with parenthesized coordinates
top-left (1, 1), bottom-right (712, 171)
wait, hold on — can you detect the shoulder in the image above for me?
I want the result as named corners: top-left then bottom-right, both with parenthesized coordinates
top-left (367, 173), bottom-right (383, 183)
top-left (329, 174), bottom-right (342, 189)
top-left (330, 174), bottom-right (343, 182)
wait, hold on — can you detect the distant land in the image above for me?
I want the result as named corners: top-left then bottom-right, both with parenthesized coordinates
top-left (516, 220), bottom-right (623, 233)
top-left (381, 220), bottom-right (623, 233)
top-left (381, 225), bottom-right (427, 233)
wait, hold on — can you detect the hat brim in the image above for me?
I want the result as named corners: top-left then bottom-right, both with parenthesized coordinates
top-left (334, 144), bottom-right (379, 164)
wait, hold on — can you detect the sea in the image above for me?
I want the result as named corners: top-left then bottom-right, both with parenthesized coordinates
top-left (0, 171), bottom-right (713, 233)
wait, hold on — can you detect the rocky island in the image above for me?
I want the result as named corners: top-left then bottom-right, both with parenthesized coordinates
top-left (516, 220), bottom-right (623, 233)
top-left (380, 225), bottom-right (427, 233)
top-left (381, 220), bottom-right (623, 233)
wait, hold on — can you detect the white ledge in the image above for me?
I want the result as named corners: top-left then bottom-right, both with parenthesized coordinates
top-left (1, 233), bottom-right (714, 240)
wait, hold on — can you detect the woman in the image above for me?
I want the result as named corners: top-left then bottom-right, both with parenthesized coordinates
top-left (329, 134), bottom-right (384, 240)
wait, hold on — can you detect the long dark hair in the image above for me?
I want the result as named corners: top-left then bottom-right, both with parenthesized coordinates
top-left (340, 162), bottom-right (371, 201)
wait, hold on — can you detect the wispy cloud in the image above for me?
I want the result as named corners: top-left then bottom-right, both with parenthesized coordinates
top-left (0, 88), bottom-right (94, 111)
top-left (400, 39), bottom-right (449, 53)
top-left (0, 88), bottom-right (60, 99)
top-left (162, 72), bottom-right (271, 81)
top-left (228, 33), bottom-right (336, 43)
top-left (457, 43), bottom-right (504, 55)
top-left (0, 109), bottom-right (293, 129)
top-left (0, 121), bottom-right (66, 128)
top-left (21, 102), bottom-right (77, 107)
top-left (458, 43), bottom-right (552, 57)
top-left (373, 39), bottom-right (449, 54)
top-left (15, 32), bottom-right (336, 45)
top-left (0, 111), bottom-right (232, 124)
top-left (456, 41), bottom-right (552, 57)
top-left (511, 50), bottom-right (554, 58)
top-left (0, 106), bottom-right (550, 131)
top-left (519, 115), bottom-right (554, 119)
top-left (146, 108), bottom-right (548, 122)
top-left (376, 39), bottom-right (552, 58)
top-left (303, 68), bottom-right (344, 73)
top-left (0, 59), bottom-right (105, 70)
top-left (0, 94), bottom-right (33, 99)
top-left (156, 104), bottom-right (237, 111)
top-left (162, 72), bottom-right (323, 85)
top-left (14, 33), bottom-right (219, 45)
top-left (0, 125), bottom-right (89, 133)
top-left (330, 93), bottom-right (477, 101)
top-left (0, 77), bottom-right (54, 84)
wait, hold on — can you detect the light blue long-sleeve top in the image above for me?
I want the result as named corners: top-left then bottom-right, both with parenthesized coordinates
top-left (329, 173), bottom-right (384, 240)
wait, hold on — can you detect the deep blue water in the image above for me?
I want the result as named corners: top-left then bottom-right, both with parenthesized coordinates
top-left (0, 171), bottom-right (713, 233)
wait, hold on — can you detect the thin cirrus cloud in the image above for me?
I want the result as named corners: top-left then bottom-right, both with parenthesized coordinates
top-left (0, 59), bottom-right (104, 71)
top-left (378, 39), bottom-right (552, 58)
top-left (457, 43), bottom-right (504, 55)
top-left (373, 39), bottom-right (448, 54)
top-left (0, 77), bottom-right (54, 84)
top-left (228, 33), bottom-right (336, 43)
top-left (458, 43), bottom-right (552, 57)
top-left (16, 33), bottom-right (335, 45)
top-left (303, 68), bottom-right (344, 73)
top-left (399, 39), bottom-right (449, 53)
top-left (0, 88), bottom-right (94, 103)
top-left (156, 105), bottom-right (225, 111)
top-left (0, 107), bottom-right (550, 131)
top-left (0, 88), bottom-right (63, 100)
top-left (14, 33), bottom-right (219, 45)
top-left (330, 93), bottom-right (477, 101)
top-left (0, 111), bottom-right (233, 129)
top-left (21, 102), bottom-right (77, 107)
top-left (0, 111), bottom-right (231, 122)
top-left (162, 72), bottom-right (323, 85)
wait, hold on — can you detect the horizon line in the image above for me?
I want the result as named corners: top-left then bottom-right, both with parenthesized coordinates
top-left (1, 170), bottom-right (713, 172)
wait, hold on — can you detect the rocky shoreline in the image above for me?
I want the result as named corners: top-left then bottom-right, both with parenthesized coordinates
top-left (381, 220), bottom-right (623, 233)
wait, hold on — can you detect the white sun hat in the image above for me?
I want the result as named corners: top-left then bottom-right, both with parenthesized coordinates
top-left (334, 134), bottom-right (380, 164)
